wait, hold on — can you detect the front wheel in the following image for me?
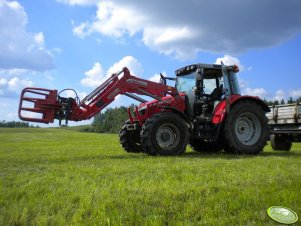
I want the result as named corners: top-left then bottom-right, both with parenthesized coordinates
top-left (223, 101), bottom-right (269, 154)
top-left (141, 113), bottom-right (189, 156)
top-left (119, 120), bottom-right (143, 153)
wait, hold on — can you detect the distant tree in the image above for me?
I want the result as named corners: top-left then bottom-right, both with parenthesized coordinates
top-left (92, 105), bottom-right (134, 133)
top-left (0, 120), bottom-right (30, 128)
top-left (273, 100), bottom-right (279, 105)
top-left (287, 97), bottom-right (295, 104)
top-left (263, 99), bottom-right (274, 106)
top-left (280, 99), bottom-right (285, 105)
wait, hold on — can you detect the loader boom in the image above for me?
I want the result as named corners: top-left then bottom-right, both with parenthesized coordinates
top-left (19, 67), bottom-right (178, 124)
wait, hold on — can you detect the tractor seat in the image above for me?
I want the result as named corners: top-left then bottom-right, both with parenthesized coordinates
top-left (207, 84), bottom-right (223, 103)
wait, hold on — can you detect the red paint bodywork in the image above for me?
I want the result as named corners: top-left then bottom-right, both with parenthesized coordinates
top-left (19, 67), bottom-right (267, 128)
top-left (129, 93), bottom-right (186, 124)
top-left (19, 68), bottom-right (186, 124)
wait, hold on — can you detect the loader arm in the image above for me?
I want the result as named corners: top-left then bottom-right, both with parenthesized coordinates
top-left (19, 67), bottom-right (178, 124)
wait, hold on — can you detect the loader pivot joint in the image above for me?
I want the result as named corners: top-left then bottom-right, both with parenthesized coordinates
top-left (55, 96), bottom-right (76, 125)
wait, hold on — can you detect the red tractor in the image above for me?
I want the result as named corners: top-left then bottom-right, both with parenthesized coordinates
top-left (19, 62), bottom-right (269, 155)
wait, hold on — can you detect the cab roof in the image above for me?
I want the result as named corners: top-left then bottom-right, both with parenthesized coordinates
top-left (175, 63), bottom-right (238, 78)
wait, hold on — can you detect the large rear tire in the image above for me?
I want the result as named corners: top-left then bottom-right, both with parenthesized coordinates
top-left (189, 139), bottom-right (222, 153)
top-left (223, 101), bottom-right (269, 154)
top-left (141, 113), bottom-right (188, 156)
top-left (119, 120), bottom-right (143, 153)
top-left (270, 134), bottom-right (292, 151)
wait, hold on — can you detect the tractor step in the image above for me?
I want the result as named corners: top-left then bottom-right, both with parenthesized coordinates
top-left (18, 87), bottom-right (61, 123)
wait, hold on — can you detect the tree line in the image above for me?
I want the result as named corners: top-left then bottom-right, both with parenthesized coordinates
top-left (0, 120), bottom-right (31, 128)
top-left (91, 97), bottom-right (301, 134)
top-left (263, 96), bottom-right (301, 106)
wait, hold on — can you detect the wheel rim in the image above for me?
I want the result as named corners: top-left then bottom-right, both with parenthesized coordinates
top-left (156, 123), bottom-right (180, 150)
top-left (235, 112), bottom-right (261, 146)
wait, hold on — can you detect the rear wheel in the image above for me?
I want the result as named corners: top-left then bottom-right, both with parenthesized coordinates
top-left (270, 134), bottom-right (292, 151)
top-left (141, 113), bottom-right (188, 155)
top-left (189, 139), bottom-right (222, 153)
top-left (223, 101), bottom-right (269, 154)
top-left (119, 120), bottom-right (142, 153)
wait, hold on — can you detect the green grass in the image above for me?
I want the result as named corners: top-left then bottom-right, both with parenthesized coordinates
top-left (54, 124), bottom-right (93, 132)
top-left (0, 128), bottom-right (300, 225)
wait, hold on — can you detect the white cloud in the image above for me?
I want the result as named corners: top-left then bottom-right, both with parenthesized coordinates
top-left (0, 76), bottom-right (34, 98)
top-left (81, 56), bottom-right (143, 88)
top-left (143, 26), bottom-right (198, 59)
top-left (237, 77), bottom-right (248, 90)
top-left (107, 56), bottom-right (143, 76)
top-left (290, 89), bottom-right (301, 98)
top-left (148, 71), bottom-right (167, 83)
top-left (215, 55), bottom-right (245, 72)
top-left (64, 0), bottom-right (301, 59)
top-left (56, 0), bottom-right (97, 6)
top-left (72, 21), bottom-right (91, 38)
top-left (93, 1), bottom-right (145, 38)
top-left (81, 62), bottom-right (105, 87)
top-left (274, 89), bottom-right (286, 101)
top-left (242, 87), bottom-right (268, 99)
top-left (0, 68), bottom-right (28, 76)
top-left (34, 32), bottom-right (44, 47)
top-left (148, 74), bottom-right (161, 83)
top-left (0, 0), bottom-right (53, 70)
top-left (0, 102), bottom-right (10, 107)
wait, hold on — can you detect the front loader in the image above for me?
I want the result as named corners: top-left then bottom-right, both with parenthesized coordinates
top-left (19, 62), bottom-right (270, 155)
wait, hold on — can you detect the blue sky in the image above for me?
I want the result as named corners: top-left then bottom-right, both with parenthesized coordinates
top-left (0, 0), bottom-right (301, 126)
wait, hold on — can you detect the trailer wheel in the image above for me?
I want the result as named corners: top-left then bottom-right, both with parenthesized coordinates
top-left (270, 134), bottom-right (292, 151)
top-left (189, 139), bottom-right (222, 153)
top-left (141, 113), bottom-right (188, 155)
top-left (223, 101), bottom-right (269, 154)
top-left (119, 120), bottom-right (143, 153)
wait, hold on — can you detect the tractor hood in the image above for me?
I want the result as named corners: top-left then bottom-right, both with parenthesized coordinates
top-left (137, 92), bottom-right (186, 116)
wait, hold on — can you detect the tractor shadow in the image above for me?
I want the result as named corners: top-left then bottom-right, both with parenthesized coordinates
top-left (107, 150), bottom-right (301, 160)
top-left (259, 151), bottom-right (301, 157)
top-left (180, 150), bottom-right (301, 159)
top-left (179, 151), bottom-right (255, 160)
top-left (39, 150), bottom-right (301, 164)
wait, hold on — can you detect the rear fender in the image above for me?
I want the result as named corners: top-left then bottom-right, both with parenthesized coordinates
top-left (212, 95), bottom-right (270, 125)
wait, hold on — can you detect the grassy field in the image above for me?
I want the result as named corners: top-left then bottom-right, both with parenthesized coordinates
top-left (0, 128), bottom-right (300, 225)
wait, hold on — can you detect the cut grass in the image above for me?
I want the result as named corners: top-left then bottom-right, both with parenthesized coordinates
top-left (0, 128), bottom-right (300, 225)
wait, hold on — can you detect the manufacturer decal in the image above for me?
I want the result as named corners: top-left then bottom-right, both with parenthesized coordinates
top-left (126, 79), bottom-right (148, 86)
top-left (108, 88), bottom-right (120, 99)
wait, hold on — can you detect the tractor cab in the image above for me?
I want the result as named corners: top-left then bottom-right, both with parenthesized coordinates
top-left (175, 63), bottom-right (240, 120)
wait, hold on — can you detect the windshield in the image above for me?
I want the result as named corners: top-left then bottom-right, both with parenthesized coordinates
top-left (176, 72), bottom-right (196, 93)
